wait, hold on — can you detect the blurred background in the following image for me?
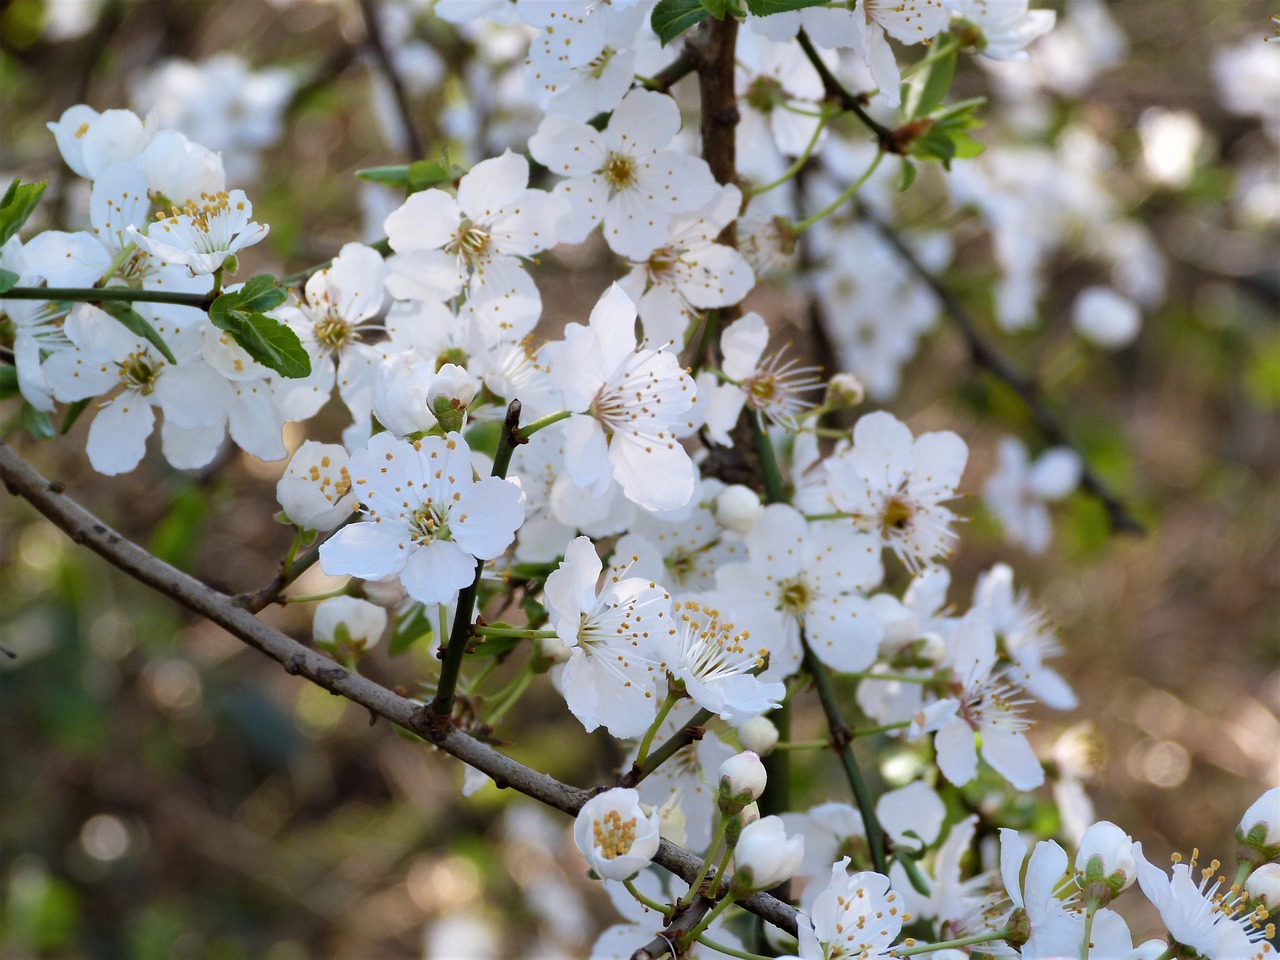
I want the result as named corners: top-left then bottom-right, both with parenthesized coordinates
top-left (1, 0), bottom-right (1279, 956)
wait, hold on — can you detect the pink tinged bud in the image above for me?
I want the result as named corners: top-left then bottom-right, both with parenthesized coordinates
top-left (732, 816), bottom-right (804, 892)
top-left (313, 596), bottom-right (387, 651)
top-left (573, 787), bottom-right (661, 881)
top-left (1246, 863), bottom-right (1280, 907)
top-left (737, 716), bottom-right (779, 756)
top-left (719, 751), bottom-right (767, 804)
top-left (715, 484), bottom-right (762, 535)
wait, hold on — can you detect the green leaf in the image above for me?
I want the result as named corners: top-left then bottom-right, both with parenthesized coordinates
top-left (0, 364), bottom-right (19, 399)
top-left (743, 0), bottom-right (827, 14)
top-left (59, 398), bottom-right (90, 435)
top-left (899, 158), bottom-right (918, 192)
top-left (355, 165), bottom-right (411, 187)
top-left (229, 274), bottom-right (289, 314)
top-left (389, 604), bottom-right (433, 656)
top-left (911, 34), bottom-right (956, 120)
top-left (0, 267), bottom-right (18, 293)
top-left (209, 279), bottom-right (310, 378)
top-left (20, 401), bottom-right (54, 439)
top-left (700, 0), bottom-right (737, 18)
top-left (0, 178), bottom-right (47, 246)
top-left (99, 300), bottom-right (179, 365)
top-left (652, 0), bottom-right (709, 45)
top-left (407, 159), bottom-right (461, 192)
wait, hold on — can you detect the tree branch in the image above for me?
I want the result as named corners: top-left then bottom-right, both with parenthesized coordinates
top-left (358, 0), bottom-right (424, 161)
top-left (0, 440), bottom-right (799, 937)
top-left (859, 206), bottom-right (1146, 536)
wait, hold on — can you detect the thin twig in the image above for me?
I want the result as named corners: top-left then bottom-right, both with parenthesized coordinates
top-left (630, 895), bottom-right (713, 960)
top-left (235, 512), bottom-right (361, 613)
top-left (358, 0), bottom-right (424, 160)
top-left (795, 30), bottom-right (896, 151)
top-left (858, 207), bottom-right (1144, 535)
top-left (0, 440), bottom-right (799, 937)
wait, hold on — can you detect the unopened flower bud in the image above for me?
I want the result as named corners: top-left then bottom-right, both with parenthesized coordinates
top-left (825, 372), bottom-right (865, 409)
top-left (538, 636), bottom-right (573, 666)
top-left (1075, 821), bottom-right (1136, 906)
top-left (358, 575), bottom-right (406, 608)
top-left (314, 596), bottom-right (387, 652)
top-left (1237, 786), bottom-right (1280, 864)
top-left (731, 816), bottom-right (804, 893)
top-left (716, 484), bottom-right (761, 535)
top-left (428, 363), bottom-right (475, 433)
top-left (719, 751), bottom-right (767, 811)
top-left (737, 715), bottom-right (779, 756)
top-left (1246, 863), bottom-right (1280, 907)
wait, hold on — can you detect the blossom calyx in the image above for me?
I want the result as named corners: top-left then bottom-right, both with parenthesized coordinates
top-left (1238, 787), bottom-right (1280, 865)
top-left (427, 363), bottom-right (475, 433)
top-left (1075, 821), bottom-right (1136, 906)
top-left (718, 751), bottom-right (767, 813)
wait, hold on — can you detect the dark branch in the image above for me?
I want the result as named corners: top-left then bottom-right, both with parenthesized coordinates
top-left (358, 0), bottom-right (425, 161)
top-left (0, 440), bottom-right (799, 937)
top-left (860, 206), bottom-right (1146, 536)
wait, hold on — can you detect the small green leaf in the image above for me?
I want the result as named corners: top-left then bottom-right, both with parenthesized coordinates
top-left (407, 159), bottom-right (459, 192)
top-left (219, 311), bottom-right (310, 379)
top-left (20, 401), bottom-right (54, 439)
top-left (99, 301), bottom-right (179, 365)
top-left (230, 274), bottom-right (289, 315)
top-left (899, 158), bottom-right (918, 192)
top-left (0, 178), bottom-right (47, 246)
top-left (60, 398), bottom-right (90, 435)
top-left (209, 278), bottom-right (309, 378)
top-left (700, 0), bottom-right (736, 18)
top-left (911, 34), bottom-right (956, 119)
top-left (743, 0), bottom-right (827, 14)
top-left (651, 0), bottom-right (709, 45)
top-left (355, 165), bottom-right (411, 187)
top-left (0, 267), bottom-right (18, 293)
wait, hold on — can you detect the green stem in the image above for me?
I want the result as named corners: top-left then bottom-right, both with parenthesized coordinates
top-left (2, 286), bottom-right (213, 309)
top-left (635, 689), bottom-right (682, 768)
top-left (750, 413), bottom-right (786, 505)
top-left (678, 892), bottom-right (738, 950)
top-left (625, 707), bottom-right (716, 788)
top-left (707, 839), bottom-right (736, 900)
top-left (694, 934), bottom-right (772, 960)
top-left (851, 720), bottom-right (911, 737)
top-left (518, 410), bottom-right (572, 440)
top-left (1234, 861), bottom-right (1253, 890)
top-left (802, 639), bottom-right (887, 875)
top-left (901, 36), bottom-right (960, 81)
top-left (796, 29), bottom-right (893, 146)
top-left (791, 148), bottom-right (885, 233)
top-left (1150, 947), bottom-right (1178, 960)
top-left (624, 876), bottom-right (672, 916)
top-left (281, 587), bottom-right (351, 604)
top-left (746, 108), bottom-right (832, 197)
top-left (767, 739), bottom-right (830, 751)
top-left (431, 400), bottom-right (523, 717)
top-left (1080, 903), bottom-right (1096, 960)
top-left (679, 817), bottom-right (730, 910)
top-left (804, 510), bottom-right (857, 522)
top-left (894, 928), bottom-right (1013, 956)
top-left (472, 625), bottom-right (558, 640)
top-left (487, 665), bottom-right (534, 726)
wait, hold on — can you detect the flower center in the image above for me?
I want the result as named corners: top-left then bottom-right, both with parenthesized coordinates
top-left (447, 221), bottom-right (491, 268)
top-left (593, 809), bottom-right (638, 860)
top-left (313, 313), bottom-right (356, 354)
top-left (778, 577), bottom-right (810, 615)
top-left (744, 75), bottom-right (784, 114)
top-left (117, 352), bottom-right (161, 394)
top-left (602, 151), bottom-right (638, 194)
top-left (881, 496), bottom-right (914, 533)
top-left (408, 501), bottom-right (452, 545)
